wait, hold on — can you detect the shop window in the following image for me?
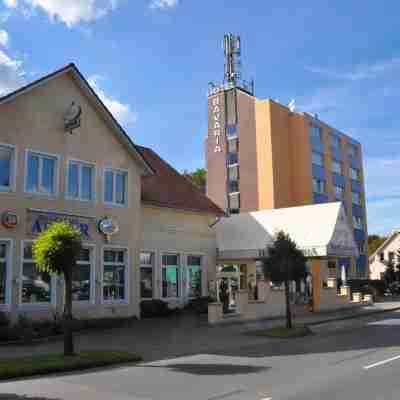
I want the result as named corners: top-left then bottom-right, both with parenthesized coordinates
top-left (162, 254), bottom-right (179, 298)
top-left (72, 247), bottom-right (92, 301)
top-left (104, 169), bottom-right (128, 206)
top-left (67, 161), bottom-right (95, 201)
top-left (103, 248), bottom-right (127, 302)
top-left (140, 252), bottom-right (153, 298)
top-left (0, 242), bottom-right (8, 304)
top-left (25, 151), bottom-right (58, 196)
top-left (187, 255), bottom-right (202, 298)
top-left (21, 242), bottom-right (52, 304)
top-left (0, 145), bottom-right (15, 192)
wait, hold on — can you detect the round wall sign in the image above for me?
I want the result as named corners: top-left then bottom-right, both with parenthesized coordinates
top-left (2, 211), bottom-right (19, 228)
top-left (98, 218), bottom-right (119, 236)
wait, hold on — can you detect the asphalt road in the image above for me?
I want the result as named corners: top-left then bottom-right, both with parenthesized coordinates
top-left (2, 310), bottom-right (400, 400)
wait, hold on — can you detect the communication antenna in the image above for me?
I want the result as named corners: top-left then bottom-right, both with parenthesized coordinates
top-left (288, 99), bottom-right (296, 112)
top-left (224, 33), bottom-right (242, 85)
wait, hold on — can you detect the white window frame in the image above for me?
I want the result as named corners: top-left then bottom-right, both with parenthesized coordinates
top-left (103, 167), bottom-right (129, 207)
top-left (352, 191), bottom-right (361, 205)
top-left (310, 124), bottom-right (322, 140)
top-left (140, 251), bottom-right (155, 299)
top-left (312, 152), bottom-right (324, 167)
top-left (101, 245), bottom-right (129, 304)
top-left (72, 243), bottom-right (96, 306)
top-left (185, 254), bottom-right (204, 299)
top-left (24, 149), bottom-right (60, 198)
top-left (353, 216), bottom-right (363, 230)
top-left (0, 143), bottom-right (16, 193)
top-left (334, 185), bottom-right (344, 199)
top-left (313, 178), bottom-right (326, 194)
top-left (160, 252), bottom-right (181, 300)
top-left (350, 167), bottom-right (359, 181)
top-left (0, 239), bottom-right (13, 309)
top-left (66, 159), bottom-right (96, 203)
top-left (332, 160), bottom-right (342, 175)
top-left (19, 240), bottom-right (56, 309)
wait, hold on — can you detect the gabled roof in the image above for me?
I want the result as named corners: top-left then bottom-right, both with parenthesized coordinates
top-left (369, 230), bottom-right (400, 261)
top-left (137, 145), bottom-right (224, 216)
top-left (0, 63), bottom-right (154, 176)
top-left (216, 202), bottom-right (358, 259)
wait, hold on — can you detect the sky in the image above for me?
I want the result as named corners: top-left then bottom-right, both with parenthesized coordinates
top-left (0, 0), bottom-right (399, 235)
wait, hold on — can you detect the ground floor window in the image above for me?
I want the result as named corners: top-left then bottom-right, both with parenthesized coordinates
top-left (187, 255), bottom-right (202, 298)
top-left (103, 248), bottom-right (127, 302)
top-left (21, 241), bottom-right (52, 304)
top-left (0, 242), bottom-right (9, 304)
top-left (140, 252), bottom-right (153, 298)
top-left (72, 247), bottom-right (93, 302)
top-left (162, 254), bottom-right (179, 298)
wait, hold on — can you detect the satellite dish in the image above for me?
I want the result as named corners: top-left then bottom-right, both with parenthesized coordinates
top-left (64, 101), bottom-right (82, 133)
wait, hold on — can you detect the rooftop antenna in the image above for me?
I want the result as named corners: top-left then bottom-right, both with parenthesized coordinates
top-left (288, 99), bottom-right (296, 112)
top-left (224, 33), bottom-right (242, 86)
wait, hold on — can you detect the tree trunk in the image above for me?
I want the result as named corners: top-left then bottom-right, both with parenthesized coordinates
top-left (63, 270), bottom-right (74, 356)
top-left (284, 279), bottom-right (292, 329)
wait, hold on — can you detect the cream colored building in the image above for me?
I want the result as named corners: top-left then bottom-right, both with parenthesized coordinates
top-left (369, 231), bottom-right (400, 280)
top-left (0, 64), bottom-right (223, 321)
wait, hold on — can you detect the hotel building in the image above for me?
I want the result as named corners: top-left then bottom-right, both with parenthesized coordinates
top-left (206, 35), bottom-right (368, 278)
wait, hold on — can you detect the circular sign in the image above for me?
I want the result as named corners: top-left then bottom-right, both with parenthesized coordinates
top-left (2, 211), bottom-right (19, 228)
top-left (98, 218), bottom-right (119, 236)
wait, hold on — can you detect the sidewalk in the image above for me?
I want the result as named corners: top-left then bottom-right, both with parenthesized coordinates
top-left (0, 301), bottom-right (399, 363)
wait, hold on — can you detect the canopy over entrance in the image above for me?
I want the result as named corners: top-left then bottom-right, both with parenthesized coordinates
top-left (215, 202), bottom-right (358, 260)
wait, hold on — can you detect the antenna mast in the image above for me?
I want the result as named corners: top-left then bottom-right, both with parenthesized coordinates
top-left (224, 33), bottom-right (242, 85)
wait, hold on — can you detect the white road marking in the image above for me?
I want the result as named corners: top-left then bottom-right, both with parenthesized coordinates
top-left (364, 354), bottom-right (400, 370)
top-left (260, 398), bottom-right (272, 400)
top-left (368, 319), bottom-right (400, 326)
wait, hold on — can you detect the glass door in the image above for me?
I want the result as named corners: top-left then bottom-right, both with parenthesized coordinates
top-left (161, 254), bottom-right (180, 299)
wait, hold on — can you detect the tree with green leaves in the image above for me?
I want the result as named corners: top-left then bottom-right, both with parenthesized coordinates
top-left (262, 231), bottom-right (307, 329)
top-left (33, 222), bottom-right (83, 356)
top-left (184, 168), bottom-right (206, 194)
top-left (368, 234), bottom-right (387, 256)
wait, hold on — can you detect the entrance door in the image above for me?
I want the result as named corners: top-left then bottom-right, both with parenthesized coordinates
top-left (161, 254), bottom-right (180, 300)
top-left (186, 255), bottom-right (202, 300)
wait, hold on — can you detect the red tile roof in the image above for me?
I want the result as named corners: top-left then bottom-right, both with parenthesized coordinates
top-left (136, 146), bottom-right (225, 216)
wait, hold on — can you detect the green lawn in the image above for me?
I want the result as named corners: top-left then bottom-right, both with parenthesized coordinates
top-left (0, 351), bottom-right (142, 381)
top-left (248, 325), bottom-right (312, 338)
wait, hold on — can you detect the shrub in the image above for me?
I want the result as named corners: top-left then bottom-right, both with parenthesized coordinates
top-left (140, 300), bottom-right (172, 318)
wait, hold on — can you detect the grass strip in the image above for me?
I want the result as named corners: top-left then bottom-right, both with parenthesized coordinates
top-left (0, 351), bottom-right (142, 381)
top-left (248, 324), bottom-right (312, 338)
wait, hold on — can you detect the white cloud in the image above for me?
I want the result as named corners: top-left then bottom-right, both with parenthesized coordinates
top-left (0, 49), bottom-right (25, 95)
top-left (149, 0), bottom-right (178, 9)
top-left (88, 75), bottom-right (137, 127)
top-left (2, 0), bottom-right (120, 27)
top-left (306, 57), bottom-right (400, 81)
top-left (0, 30), bottom-right (9, 48)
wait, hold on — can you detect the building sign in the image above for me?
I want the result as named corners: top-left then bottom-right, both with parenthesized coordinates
top-left (27, 209), bottom-right (94, 240)
top-left (1, 211), bottom-right (19, 228)
top-left (211, 95), bottom-right (222, 153)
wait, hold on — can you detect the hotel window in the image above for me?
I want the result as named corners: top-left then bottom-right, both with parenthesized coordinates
top-left (67, 161), bottom-right (95, 201)
top-left (312, 152), bottom-right (324, 167)
top-left (229, 192), bottom-right (240, 214)
top-left (310, 125), bottom-right (322, 140)
top-left (104, 169), bottom-right (128, 206)
top-left (72, 248), bottom-right (92, 302)
top-left (332, 160), bottom-right (342, 175)
top-left (25, 151), bottom-right (58, 196)
top-left (350, 167), bottom-right (359, 181)
top-left (140, 252), bottom-right (153, 298)
top-left (162, 254), bottom-right (180, 298)
top-left (348, 144), bottom-right (358, 158)
top-left (229, 180), bottom-right (239, 193)
top-left (358, 242), bottom-right (365, 255)
top-left (21, 242), bottom-right (52, 304)
top-left (187, 255), bottom-right (202, 298)
top-left (228, 165), bottom-right (239, 181)
top-left (227, 139), bottom-right (238, 166)
top-left (331, 134), bottom-right (341, 149)
top-left (352, 191), bottom-right (361, 205)
top-left (313, 178), bottom-right (326, 194)
top-left (0, 242), bottom-right (9, 304)
top-left (334, 185), bottom-right (344, 199)
top-left (103, 249), bottom-right (127, 302)
top-left (0, 145), bottom-right (15, 192)
top-left (353, 216), bottom-right (363, 230)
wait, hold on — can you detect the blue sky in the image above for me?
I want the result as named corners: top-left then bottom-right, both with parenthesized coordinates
top-left (0, 0), bottom-right (399, 235)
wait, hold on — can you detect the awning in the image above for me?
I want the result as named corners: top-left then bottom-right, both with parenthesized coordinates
top-left (215, 202), bottom-right (358, 260)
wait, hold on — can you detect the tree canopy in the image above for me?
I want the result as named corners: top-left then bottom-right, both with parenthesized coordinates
top-left (368, 234), bottom-right (387, 256)
top-left (184, 168), bottom-right (206, 194)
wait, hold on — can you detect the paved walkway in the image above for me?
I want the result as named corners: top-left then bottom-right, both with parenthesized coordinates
top-left (1, 301), bottom-right (399, 362)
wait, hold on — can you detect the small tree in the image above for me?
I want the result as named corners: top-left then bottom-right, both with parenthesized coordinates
top-left (262, 231), bottom-right (307, 329)
top-left (33, 222), bottom-right (83, 356)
